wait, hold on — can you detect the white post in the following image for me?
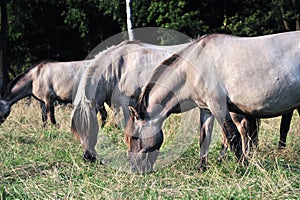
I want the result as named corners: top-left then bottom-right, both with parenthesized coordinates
top-left (125, 0), bottom-right (134, 41)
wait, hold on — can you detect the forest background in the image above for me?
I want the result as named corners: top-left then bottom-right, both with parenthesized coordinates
top-left (0, 0), bottom-right (300, 92)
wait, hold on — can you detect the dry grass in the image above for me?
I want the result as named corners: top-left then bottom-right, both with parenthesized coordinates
top-left (0, 100), bottom-right (299, 199)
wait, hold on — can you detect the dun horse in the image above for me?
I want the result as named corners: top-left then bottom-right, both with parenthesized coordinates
top-left (71, 40), bottom-right (262, 163)
top-left (0, 60), bottom-right (108, 126)
top-left (125, 31), bottom-right (300, 172)
top-left (71, 40), bottom-right (190, 162)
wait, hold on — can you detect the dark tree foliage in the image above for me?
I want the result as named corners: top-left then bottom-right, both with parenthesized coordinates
top-left (2, 0), bottom-right (299, 78)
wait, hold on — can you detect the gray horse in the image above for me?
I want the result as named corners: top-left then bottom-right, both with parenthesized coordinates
top-left (0, 60), bottom-right (109, 126)
top-left (125, 31), bottom-right (300, 172)
top-left (71, 40), bottom-right (189, 162)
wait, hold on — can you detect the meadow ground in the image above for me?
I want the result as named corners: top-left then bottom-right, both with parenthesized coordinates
top-left (0, 100), bottom-right (299, 199)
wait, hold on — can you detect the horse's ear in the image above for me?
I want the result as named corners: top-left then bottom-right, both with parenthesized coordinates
top-left (128, 106), bottom-right (139, 120)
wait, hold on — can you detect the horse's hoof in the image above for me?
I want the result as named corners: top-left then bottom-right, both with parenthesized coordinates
top-left (83, 150), bottom-right (97, 163)
top-left (198, 165), bottom-right (207, 173)
top-left (278, 144), bottom-right (286, 150)
top-left (241, 156), bottom-right (249, 166)
top-left (198, 159), bottom-right (209, 173)
top-left (217, 156), bottom-right (224, 163)
top-left (55, 123), bottom-right (60, 129)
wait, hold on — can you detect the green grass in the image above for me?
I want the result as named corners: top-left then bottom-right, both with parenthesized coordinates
top-left (0, 100), bottom-right (299, 199)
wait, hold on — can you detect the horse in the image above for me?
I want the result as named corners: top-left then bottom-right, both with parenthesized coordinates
top-left (124, 31), bottom-right (300, 172)
top-left (0, 60), bottom-right (108, 126)
top-left (71, 40), bottom-right (190, 162)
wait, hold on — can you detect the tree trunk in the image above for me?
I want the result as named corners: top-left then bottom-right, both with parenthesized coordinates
top-left (279, 6), bottom-right (291, 31)
top-left (0, 0), bottom-right (9, 97)
top-left (125, 0), bottom-right (134, 41)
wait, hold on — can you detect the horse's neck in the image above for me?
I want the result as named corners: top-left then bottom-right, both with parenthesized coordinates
top-left (6, 73), bottom-right (33, 106)
top-left (145, 60), bottom-right (199, 119)
top-left (145, 81), bottom-right (184, 118)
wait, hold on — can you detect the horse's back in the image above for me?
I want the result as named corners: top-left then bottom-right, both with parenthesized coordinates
top-left (200, 32), bottom-right (300, 116)
top-left (32, 60), bottom-right (89, 101)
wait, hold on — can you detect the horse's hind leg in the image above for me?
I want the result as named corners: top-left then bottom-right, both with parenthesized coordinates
top-left (199, 109), bottom-right (214, 172)
top-left (238, 116), bottom-right (259, 157)
top-left (279, 111), bottom-right (293, 149)
top-left (247, 117), bottom-right (259, 151)
top-left (40, 102), bottom-right (48, 126)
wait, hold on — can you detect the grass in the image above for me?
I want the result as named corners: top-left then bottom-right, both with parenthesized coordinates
top-left (0, 100), bottom-right (299, 199)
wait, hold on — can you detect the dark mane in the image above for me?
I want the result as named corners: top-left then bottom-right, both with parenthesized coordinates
top-left (136, 53), bottom-right (181, 114)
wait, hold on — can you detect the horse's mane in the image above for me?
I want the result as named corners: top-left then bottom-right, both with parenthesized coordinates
top-left (136, 44), bottom-right (189, 113)
top-left (71, 40), bottom-right (144, 141)
top-left (75, 40), bottom-right (145, 100)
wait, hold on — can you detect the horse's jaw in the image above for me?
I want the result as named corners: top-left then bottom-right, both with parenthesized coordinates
top-left (129, 149), bottom-right (160, 173)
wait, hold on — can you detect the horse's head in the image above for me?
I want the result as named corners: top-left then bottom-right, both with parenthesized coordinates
top-left (0, 100), bottom-right (10, 124)
top-left (124, 106), bottom-right (164, 173)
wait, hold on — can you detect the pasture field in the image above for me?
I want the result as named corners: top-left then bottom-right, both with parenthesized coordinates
top-left (0, 100), bottom-right (299, 199)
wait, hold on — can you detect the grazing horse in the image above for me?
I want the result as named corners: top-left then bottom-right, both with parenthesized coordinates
top-left (125, 31), bottom-right (300, 172)
top-left (0, 60), bottom-right (109, 126)
top-left (71, 40), bottom-right (190, 162)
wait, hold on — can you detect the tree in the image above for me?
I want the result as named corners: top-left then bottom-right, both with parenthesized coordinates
top-left (272, 0), bottom-right (300, 31)
top-left (4, 0), bottom-right (300, 78)
top-left (125, 0), bottom-right (134, 40)
top-left (0, 0), bottom-right (8, 96)
top-left (131, 0), bottom-right (209, 38)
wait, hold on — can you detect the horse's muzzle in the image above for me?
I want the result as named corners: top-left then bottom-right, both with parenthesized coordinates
top-left (129, 150), bottom-right (159, 173)
top-left (0, 117), bottom-right (6, 125)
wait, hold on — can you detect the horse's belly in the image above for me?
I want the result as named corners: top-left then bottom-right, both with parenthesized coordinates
top-left (230, 91), bottom-right (300, 118)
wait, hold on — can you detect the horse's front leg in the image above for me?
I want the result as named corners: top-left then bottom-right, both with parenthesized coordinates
top-left (199, 109), bottom-right (214, 172)
top-left (120, 96), bottom-right (134, 126)
top-left (46, 94), bottom-right (57, 125)
top-left (40, 102), bottom-right (48, 127)
top-left (209, 102), bottom-right (246, 165)
top-left (96, 104), bottom-right (108, 127)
